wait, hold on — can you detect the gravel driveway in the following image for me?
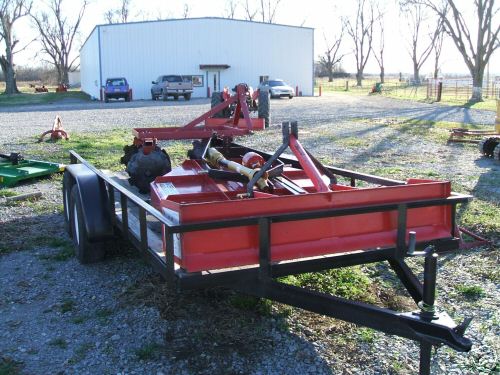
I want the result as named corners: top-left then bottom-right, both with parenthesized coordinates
top-left (0, 94), bottom-right (495, 146)
top-left (0, 94), bottom-right (498, 375)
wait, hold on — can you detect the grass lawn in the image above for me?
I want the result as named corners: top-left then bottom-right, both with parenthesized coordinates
top-left (0, 82), bottom-right (90, 106)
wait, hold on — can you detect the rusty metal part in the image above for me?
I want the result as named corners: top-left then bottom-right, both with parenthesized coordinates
top-left (38, 115), bottom-right (69, 142)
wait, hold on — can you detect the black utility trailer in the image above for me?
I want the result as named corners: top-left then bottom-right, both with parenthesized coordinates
top-left (63, 148), bottom-right (472, 375)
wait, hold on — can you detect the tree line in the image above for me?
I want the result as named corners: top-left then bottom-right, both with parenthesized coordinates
top-left (1, 0), bottom-right (498, 101)
top-left (318, 0), bottom-right (499, 101)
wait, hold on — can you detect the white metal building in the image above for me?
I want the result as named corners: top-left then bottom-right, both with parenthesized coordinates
top-left (80, 17), bottom-right (314, 100)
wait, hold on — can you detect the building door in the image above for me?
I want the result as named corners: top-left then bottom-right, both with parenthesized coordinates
top-left (213, 73), bottom-right (219, 92)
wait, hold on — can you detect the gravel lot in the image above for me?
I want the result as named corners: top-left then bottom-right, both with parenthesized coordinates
top-left (0, 94), bottom-right (498, 374)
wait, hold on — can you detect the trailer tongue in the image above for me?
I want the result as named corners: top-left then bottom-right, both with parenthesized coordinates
top-left (64, 85), bottom-right (473, 374)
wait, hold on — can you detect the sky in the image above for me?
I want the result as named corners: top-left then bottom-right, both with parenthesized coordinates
top-left (11, 0), bottom-right (500, 77)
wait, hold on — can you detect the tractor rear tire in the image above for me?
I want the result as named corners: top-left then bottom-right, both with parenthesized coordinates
top-left (70, 185), bottom-right (106, 264)
top-left (211, 92), bottom-right (230, 118)
top-left (126, 147), bottom-right (171, 193)
top-left (258, 90), bottom-right (271, 128)
top-left (62, 171), bottom-right (75, 237)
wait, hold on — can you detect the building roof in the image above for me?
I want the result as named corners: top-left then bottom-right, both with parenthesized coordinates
top-left (81, 16), bottom-right (313, 52)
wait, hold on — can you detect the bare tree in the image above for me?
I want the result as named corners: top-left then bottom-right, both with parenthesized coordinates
top-left (373, 8), bottom-right (385, 83)
top-left (182, 3), bottom-right (189, 18)
top-left (243, 0), bottom-right (257, 21)
top-left (0, 0), bottom-right (32, 94)
top-left (433, 22), bottom-right (445, 79)
top-left (401, 3), bottom-right (441, 84)
top-left (411, 0), bottom-right (499, 101)
top-left (345, 0), bottom-right (375, 86)
top-left (243, 0), bottom-right (280, 23)
top-left (319, 32), bottom-right (345, 82)
top-left (224, 0), bottom-right (238, 19)
top-left (104, 0), bottom-right (130, 24)
top-left (31, 0), bottom-right (88, 85)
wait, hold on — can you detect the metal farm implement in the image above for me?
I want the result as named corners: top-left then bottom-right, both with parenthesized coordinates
top-left (62, 84), bottom-right (473, 374)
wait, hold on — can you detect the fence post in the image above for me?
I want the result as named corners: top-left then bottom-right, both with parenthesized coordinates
top-left (345, 80), bottom-right (349, 91)
top-left (319, 84), bottom-right (322, 97)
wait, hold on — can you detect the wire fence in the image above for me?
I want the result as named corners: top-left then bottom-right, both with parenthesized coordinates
top-left (315, 77), bottom-right (500, 101)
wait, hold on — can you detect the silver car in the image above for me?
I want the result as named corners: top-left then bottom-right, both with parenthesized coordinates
top-left (258, 79), bottom-right (294, 99)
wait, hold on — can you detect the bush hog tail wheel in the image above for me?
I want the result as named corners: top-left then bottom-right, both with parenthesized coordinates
top-left (62, 172), bottom-right (74, 237)
top-left (120, 144), bottom-right (139, 166)
top-left (258, 90), bottom-right (271, 128)
top-left (70, 185), bottom-right (106, 263)
top-left (126, 147), bottom-right (171, 193)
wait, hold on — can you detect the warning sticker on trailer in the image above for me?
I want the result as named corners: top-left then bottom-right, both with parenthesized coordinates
top-left (158, 182), bottom-right (179, 197)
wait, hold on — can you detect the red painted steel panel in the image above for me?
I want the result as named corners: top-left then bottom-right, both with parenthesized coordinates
top-left (151, 162), bottom-right (454, 272)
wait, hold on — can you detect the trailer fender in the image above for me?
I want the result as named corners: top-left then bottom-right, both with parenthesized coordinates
top-left (65, 164), bottom-right (113, 242)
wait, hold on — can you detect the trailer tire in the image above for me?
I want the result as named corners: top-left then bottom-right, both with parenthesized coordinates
top-left (258, 90), bottom-right (271, 128)
top-left (62, 171), bottom-right (75, 237)
top-left (70, 185), bottom-right (106, 264)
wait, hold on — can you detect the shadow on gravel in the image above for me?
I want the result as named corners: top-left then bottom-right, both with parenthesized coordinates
top-left (120, 275), bottom-right (334, 374)
top-left (0, 213), bottom-right (67, 254)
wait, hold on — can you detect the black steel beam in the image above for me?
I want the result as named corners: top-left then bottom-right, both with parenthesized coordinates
top-left (236, 280), bottom-right (471, 352)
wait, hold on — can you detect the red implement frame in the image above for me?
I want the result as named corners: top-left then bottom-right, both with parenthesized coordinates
top-left (133, 84), bottom-right (264, 144)
top-left (150, 122), bottom-right (465, 273)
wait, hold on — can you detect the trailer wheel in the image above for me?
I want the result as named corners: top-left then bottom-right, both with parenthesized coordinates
top-left (62, 171), bottom-right (75, 237)
top-left (258, 90), bottom-right (271, 128)
top-left (127, 147), bottom-right (171, 193)
top-left (70, 185), bottom-right (106, 264)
